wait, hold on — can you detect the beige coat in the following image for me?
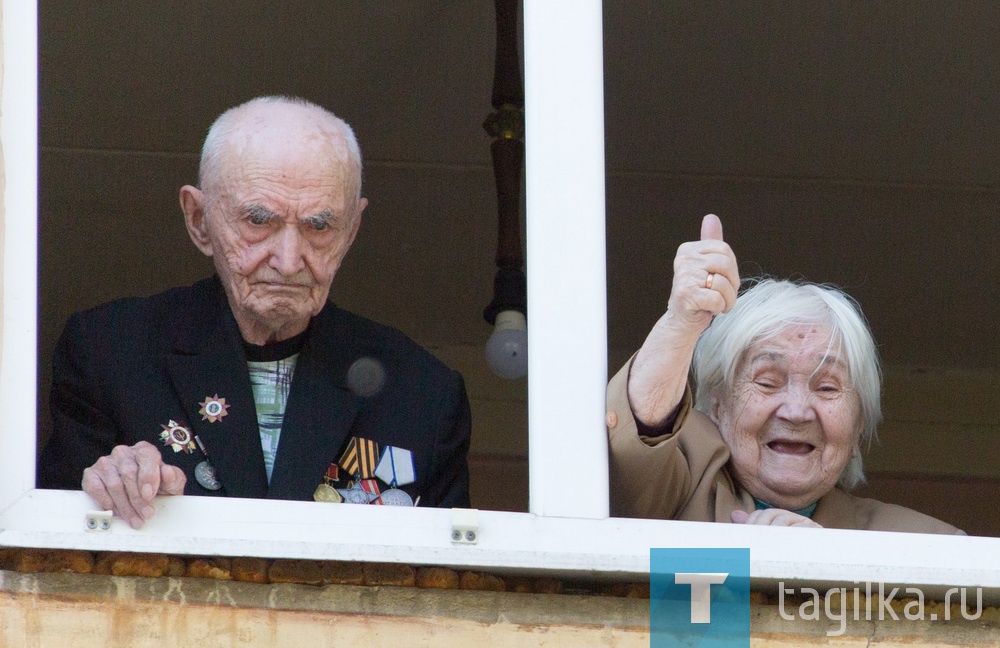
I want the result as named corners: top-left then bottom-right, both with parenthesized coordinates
top-left (606, 361), bottom-right (963, 535)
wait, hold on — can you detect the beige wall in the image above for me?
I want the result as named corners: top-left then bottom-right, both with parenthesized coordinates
top-left (35, 2), bottom-right (1000, 530)
top-left (2, 567), bottom-right (998, 647)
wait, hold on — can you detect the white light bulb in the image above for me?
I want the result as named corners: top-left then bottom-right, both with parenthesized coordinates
top-left (485, 310), bottom-right (528, 379)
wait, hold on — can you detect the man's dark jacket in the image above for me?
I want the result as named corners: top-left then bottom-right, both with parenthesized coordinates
top-left (38, 276), bottom-right (471, 507)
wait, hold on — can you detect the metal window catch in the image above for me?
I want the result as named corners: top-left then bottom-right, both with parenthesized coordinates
top-left (450, 508), bottom-right (479, 544)
top-left (85, 510), bottom-right (113, 532)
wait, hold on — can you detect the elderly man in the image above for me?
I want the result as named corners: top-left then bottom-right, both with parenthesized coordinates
top-left (38, 96), bottom-right (472, 528)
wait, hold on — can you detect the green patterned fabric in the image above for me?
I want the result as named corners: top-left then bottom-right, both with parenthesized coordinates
top-left (247, 354), bottom-right (299, 482)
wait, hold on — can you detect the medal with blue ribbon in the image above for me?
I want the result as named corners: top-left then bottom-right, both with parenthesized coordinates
top-left (374, 446), bottom-right (416, 506)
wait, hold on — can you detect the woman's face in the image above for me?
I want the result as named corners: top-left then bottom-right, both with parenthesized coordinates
top-left (712, 323), bottom-right (862, 511)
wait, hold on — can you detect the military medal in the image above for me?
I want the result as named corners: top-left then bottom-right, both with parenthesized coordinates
top-left (159, 420), bottom-right (196, 453)
top-left (336, 482), bottom-right (379, 504)
top-left (195, 461), bottom-right (222, 491)
top-left (373, 446), bottom-right (416, 506)
top-left (313, 463), bottom-right (344, 503)
top-left (193, 435), bottom-right (222, 491)
top-left (198, 394), bottom-right (230, 422)
top-left (313, 483), bottom-right (343, 503)
top-left (379, 488), bottom-right (414, 506)
top-left (360, 478), bottom-right (382, 501)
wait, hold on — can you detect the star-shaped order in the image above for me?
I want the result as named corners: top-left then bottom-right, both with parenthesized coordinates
top-left (160, 420), bottom-right (196, 453)
top-left (199, 394), bottom-right (231, 422)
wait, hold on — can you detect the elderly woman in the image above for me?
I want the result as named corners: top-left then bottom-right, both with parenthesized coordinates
top-left (607, 214), bottom-right (962, 534)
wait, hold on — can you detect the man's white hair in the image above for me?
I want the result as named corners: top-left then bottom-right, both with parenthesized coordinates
top-left (198, 95), bottom-right (364, 216)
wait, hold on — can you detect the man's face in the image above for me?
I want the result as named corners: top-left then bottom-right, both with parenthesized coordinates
top-left (193, 142), bottom-right (364, 343)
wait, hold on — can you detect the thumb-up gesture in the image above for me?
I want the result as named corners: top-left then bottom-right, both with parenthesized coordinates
top-left (626, 214), bottom-right (740, 426)
top-left (665, 213), bottom-right (740, 337)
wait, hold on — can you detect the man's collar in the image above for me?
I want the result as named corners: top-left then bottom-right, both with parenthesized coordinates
top-left (243, 328), bottom-right (309, 362)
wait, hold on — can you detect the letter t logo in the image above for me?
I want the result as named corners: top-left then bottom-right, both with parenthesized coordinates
top-left (674, 572), bottom-right (729, 623)
top-left (651, 549), bottom-right (749, 646)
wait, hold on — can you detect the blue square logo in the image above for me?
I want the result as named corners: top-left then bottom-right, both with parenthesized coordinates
top-left (650, 548), bottom-right (751, 648)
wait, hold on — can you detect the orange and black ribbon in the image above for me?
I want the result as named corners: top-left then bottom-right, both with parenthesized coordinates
top-left (338, 437), bottom-right (380, 480)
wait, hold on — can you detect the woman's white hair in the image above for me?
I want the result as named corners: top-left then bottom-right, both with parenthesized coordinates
top-left (198, 95), bottom-right (364, 216)
top-left (691, 278), bottom-right (882, 490)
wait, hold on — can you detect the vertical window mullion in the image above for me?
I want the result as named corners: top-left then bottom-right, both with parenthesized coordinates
top-left (524, 0), bottom-right (609, 519)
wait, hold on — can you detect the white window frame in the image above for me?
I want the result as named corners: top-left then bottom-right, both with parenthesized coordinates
top-left (2, 0), bottom-right (999, 601)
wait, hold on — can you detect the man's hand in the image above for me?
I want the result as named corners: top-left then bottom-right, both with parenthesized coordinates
top-left (81, 441), bottom-right (186, 529)
top-left (731, 508), bottom-right (822, 528)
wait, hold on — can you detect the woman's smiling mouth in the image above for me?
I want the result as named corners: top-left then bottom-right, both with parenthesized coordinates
top-left (766, 441), bottom-right (815, 455)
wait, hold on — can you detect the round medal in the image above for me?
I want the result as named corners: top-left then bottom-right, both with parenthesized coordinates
top-left (379, 488), bottom-right (414, 506)
top-left (194, 461), bottom-right (222, 491)
top-left (168, 424), bottom-right (192, 447)
top-left (313, 483), bottom-right (344, 503)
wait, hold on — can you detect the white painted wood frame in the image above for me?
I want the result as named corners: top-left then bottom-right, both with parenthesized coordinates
top-left (2, 0), bottom-right (998, 604)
